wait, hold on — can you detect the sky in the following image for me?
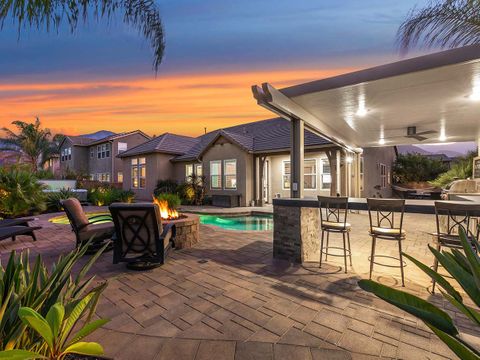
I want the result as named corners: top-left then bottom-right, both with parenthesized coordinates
top-left (0, 0), bottom-right (434, 137)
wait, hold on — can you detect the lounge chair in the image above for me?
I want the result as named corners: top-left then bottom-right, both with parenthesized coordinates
top-left (0, 225), bottom-right (42, 242)
top-left (109, 203), bottom-right (176, 270)
top-left (0, 218), bottom-right (39, 242)
top-left (61, 198), bottom-right (114, 252)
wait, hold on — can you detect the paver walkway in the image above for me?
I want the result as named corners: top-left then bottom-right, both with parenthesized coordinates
top-left (1, 210), bottom-right (478, 359)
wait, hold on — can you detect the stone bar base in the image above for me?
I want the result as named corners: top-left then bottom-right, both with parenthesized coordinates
top-left (273, 205), bottom-right (320, 263)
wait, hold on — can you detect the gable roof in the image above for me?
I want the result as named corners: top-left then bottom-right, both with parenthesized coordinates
top-left (118, 133), bottom-right (199, 158)
top-left (61, 130), bottom-right (149, 148)
top-left (173, 118), bottom-right (331, 162)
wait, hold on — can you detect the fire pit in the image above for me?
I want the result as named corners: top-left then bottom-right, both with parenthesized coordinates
top-left (153, 197), bottom-right (200, 249)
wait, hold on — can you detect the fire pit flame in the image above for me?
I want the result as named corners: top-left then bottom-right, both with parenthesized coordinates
top-left (152, 197), bottom-right (179, 220)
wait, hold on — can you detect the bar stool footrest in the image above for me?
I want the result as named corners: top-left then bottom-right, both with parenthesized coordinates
top-left (321, 246), bottom-right (351, 257)
top-left (368, 255), bottom-right (406, 268)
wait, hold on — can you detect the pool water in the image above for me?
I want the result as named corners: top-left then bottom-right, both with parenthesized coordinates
top-left (49, 213), bottom-right (112, 225)
top-left (199, 214), bottom-right (273, 231)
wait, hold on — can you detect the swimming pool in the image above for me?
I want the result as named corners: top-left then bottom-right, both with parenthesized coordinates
top-left (199, 214), bottom-right (273, 231)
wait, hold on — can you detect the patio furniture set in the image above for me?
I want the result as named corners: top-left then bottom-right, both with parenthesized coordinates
top-left (61, 198), bottom-right (176, 269)
top-left (318, 196), bottom-right (480, 288)
top-left (0, 218), bottom-right (41, 242)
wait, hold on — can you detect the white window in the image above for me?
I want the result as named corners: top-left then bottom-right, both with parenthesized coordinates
top-left (118, 142), bottom-right (127, 153)
top-left (380, 163), bottom-right (387, 188)
top-left (97, 143), bottom-right (110, 159)
top-left (185, 164), bottom-right (194, 182)
top-left (118, 171), bottom-right (123, 183)
top-left (195, 164), bottom-right (203, 177)
top-left (282, 161), bottom-right (291, 190)
top-left (283, 159), bottom-right (317, 190)
top-left (90, 174), bottom-right (95, 180)
top-left (131, 157), bottom-right (146, 189)
top-left (224, 159), bottom-right (237, 190)
top-left (321, 160), bottom-right (332, 190)
top-left (67, 147), bottom-right (71, 160)
top-left (210, 161), bottom-right (222, 189)
top-left (90, 148), bottom-right (94, 158)
top-left (304, 159), bottom-right (317, 190)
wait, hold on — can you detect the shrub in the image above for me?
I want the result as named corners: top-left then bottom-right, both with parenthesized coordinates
top-left (359, 228), bottom-right (480, 359)
top-left (0, 242), bottom-right (109, 353)
top-left (393, 153), bottom-right (448, 184)
top-left (154, 179), bottom-right (178, 195)
top-left (45, 188), bottom-right (79, 212)
top-left (88, 186), bottom-right (134, 206)
top-left (430, 151), bottom-right (476, 189)
top-left (0, 165), bottom-right (47, 218)
top-left (35, 169), bottom-right (55, 180)
top-left (154, 193), bottom-right (181, 209)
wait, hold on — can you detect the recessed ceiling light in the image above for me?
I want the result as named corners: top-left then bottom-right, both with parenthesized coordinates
top-left (379, 138), bottom-right (385, 145)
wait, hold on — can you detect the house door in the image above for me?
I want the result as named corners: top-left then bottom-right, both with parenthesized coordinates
top-left (263, 160), bottom-right (270, 203)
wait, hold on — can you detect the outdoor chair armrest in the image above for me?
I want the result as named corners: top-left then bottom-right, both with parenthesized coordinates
top-left (161, 222), bottom-right (176, 248)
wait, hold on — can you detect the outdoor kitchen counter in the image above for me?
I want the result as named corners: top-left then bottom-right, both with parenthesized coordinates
top-left (271, 197), bottom-right (479, 263)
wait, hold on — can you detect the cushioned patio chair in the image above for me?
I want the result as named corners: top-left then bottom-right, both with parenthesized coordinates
top-left (109, 203), bottom-right (176, 270)
top-left (61, 198), bottom-right (114, 252)
top-left (0, 225), bottom-right (42, 242)
top-left (0, 218), bottom-right (39, 241)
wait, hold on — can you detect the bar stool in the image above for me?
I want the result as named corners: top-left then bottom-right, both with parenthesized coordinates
top-left (318, 196), bottom-right (352, 273)
top-left (367, 198), bottom-right (406, 286)
top-left (432, 201), bottom-right (480, 292)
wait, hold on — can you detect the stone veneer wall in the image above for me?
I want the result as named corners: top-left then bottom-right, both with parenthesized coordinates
top-left (273, 205), bottom-right (320, 263)
top-left (168, 215), bottom-right (200, 250)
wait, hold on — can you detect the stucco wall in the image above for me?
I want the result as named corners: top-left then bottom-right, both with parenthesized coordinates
top-left (201, 137), bottom-right (253, 206)
top-left (122, 153), bottom-right (176, 200)
top-left (362, 146), bottom-right (397, 198)
top-left (59, 139), bottom-right (89, 175)
top-left (267, 151), bottom-right (331, 200)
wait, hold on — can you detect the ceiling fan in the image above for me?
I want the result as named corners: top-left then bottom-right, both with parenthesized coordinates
top-left (404, 126), bottom-right (437, 141)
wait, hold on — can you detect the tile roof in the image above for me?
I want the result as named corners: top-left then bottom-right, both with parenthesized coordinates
top-left (118, 133), bottom-right (199, 158)
top-left (68, 135), bottom-right (96, 146)
top-left (64, 130), bottom-right (149, 147)
top-left (173, 118), bottom-right (331, 161)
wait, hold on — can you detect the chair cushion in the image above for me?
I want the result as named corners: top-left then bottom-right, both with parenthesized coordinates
top-left (322, 221), bottom-right (351, 230)
top-left (371, 226), bottom-right (405, 237)
top-left (79, 222), bottom-right (115, 242)
top-left (63, 198), bottom-right (89, 228)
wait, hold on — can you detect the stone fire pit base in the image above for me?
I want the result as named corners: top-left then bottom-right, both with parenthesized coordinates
top-left (165, 213), bottom-right (200, 249)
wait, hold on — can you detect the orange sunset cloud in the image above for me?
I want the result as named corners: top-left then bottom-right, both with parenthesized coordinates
top-left (0, 68), bottom-right (355, 137)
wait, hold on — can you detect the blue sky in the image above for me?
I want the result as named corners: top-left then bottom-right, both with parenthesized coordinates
top-left (0, 0), bottom-right (427, 81)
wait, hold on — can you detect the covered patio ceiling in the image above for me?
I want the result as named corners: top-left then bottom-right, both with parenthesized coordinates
top-left (252, 45), bottom-right (480, 151)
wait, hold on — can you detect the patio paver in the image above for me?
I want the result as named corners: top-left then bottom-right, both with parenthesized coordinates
top-left (1, 210), bottom-right (478, 359)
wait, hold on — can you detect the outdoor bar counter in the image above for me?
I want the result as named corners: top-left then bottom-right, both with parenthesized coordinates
top-left (271, 196), bottom-right (479, 263)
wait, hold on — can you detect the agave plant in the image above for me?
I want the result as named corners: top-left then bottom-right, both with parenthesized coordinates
top-left (0, 293), bottom-right (108, 360)
top-left (359, 228), bottom-right (480, 359)
top-left (0, 242), bottom-right (108, 351)
top-left (46, 189), bottom-right (79, 212)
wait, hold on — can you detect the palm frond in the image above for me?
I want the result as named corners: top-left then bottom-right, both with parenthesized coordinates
top-left (0, 0), bottom-right (165, 72)
top-left (397, 0), bottom-right (480, 54)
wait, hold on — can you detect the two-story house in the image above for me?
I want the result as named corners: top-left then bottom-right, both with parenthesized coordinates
top-left (59, 130), bottom-right (150, 183)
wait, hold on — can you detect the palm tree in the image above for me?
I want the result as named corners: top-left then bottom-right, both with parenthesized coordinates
top-left (397, 0), bottom-right (480, 54)
top-left (1, 118), bottom-right (59, 172)
top-left (0, 0), bottom-right (165, 72)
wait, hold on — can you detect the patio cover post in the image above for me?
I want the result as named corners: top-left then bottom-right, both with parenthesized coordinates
top-left (291, 118), bottom-right (304, 198)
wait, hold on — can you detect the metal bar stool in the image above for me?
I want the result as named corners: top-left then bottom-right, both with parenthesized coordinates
top-left (318, 196), bottom-right (352, 273)
top-left (367, 198), bottom-right (406, 286)
top-left (432, 201), bottom-right (480, 292)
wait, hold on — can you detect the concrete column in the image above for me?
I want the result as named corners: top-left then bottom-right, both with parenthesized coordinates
top-left (291, 118), bottom-right (304, 198)
top-left (258, 156), bottom-right (266, 206)
top-left (336, 150), bottom-right (341, 196)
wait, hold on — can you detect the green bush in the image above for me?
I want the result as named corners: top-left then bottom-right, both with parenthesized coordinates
top-left (154, 179), bottom-right (178, 195)
top-left (45, 188), bottom-right (79, 212)
top-left (0, 242), bottom-right (109, 353)
top-left (88, 186), bottom-right (134, 206)
top-left (393, 153), bottom-right (448, 184)
top-left (359, 228), bottom-right (480, 359)
top-left (35, 169), bottom-right (55, 180)
top-left (430, 151), bottom-right (476, 189)
top-left (0, 165), bottom-right (47, 218)
top-left (154, 193), bottom-right (181, 210)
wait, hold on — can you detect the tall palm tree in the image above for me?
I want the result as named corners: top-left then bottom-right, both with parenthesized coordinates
top-left (0, 0), bottom-right (165, 72)
top-left (1, 118), bottom-right (58, 171)
top-left (397, 0), bottom-right (480, 54)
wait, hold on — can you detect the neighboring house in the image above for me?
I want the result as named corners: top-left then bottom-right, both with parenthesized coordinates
top-left (119, 118), bottom-right (396, 204)
top-left (59, 130), bottom-right (150, 182)
top-left (43, 155), bottom-right (61, 176)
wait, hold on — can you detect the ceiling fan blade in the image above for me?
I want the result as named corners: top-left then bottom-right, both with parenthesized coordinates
top-left (405, 135), bottom-right (428, 141)
top-left (417, 130), bottom-right (437, 136)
